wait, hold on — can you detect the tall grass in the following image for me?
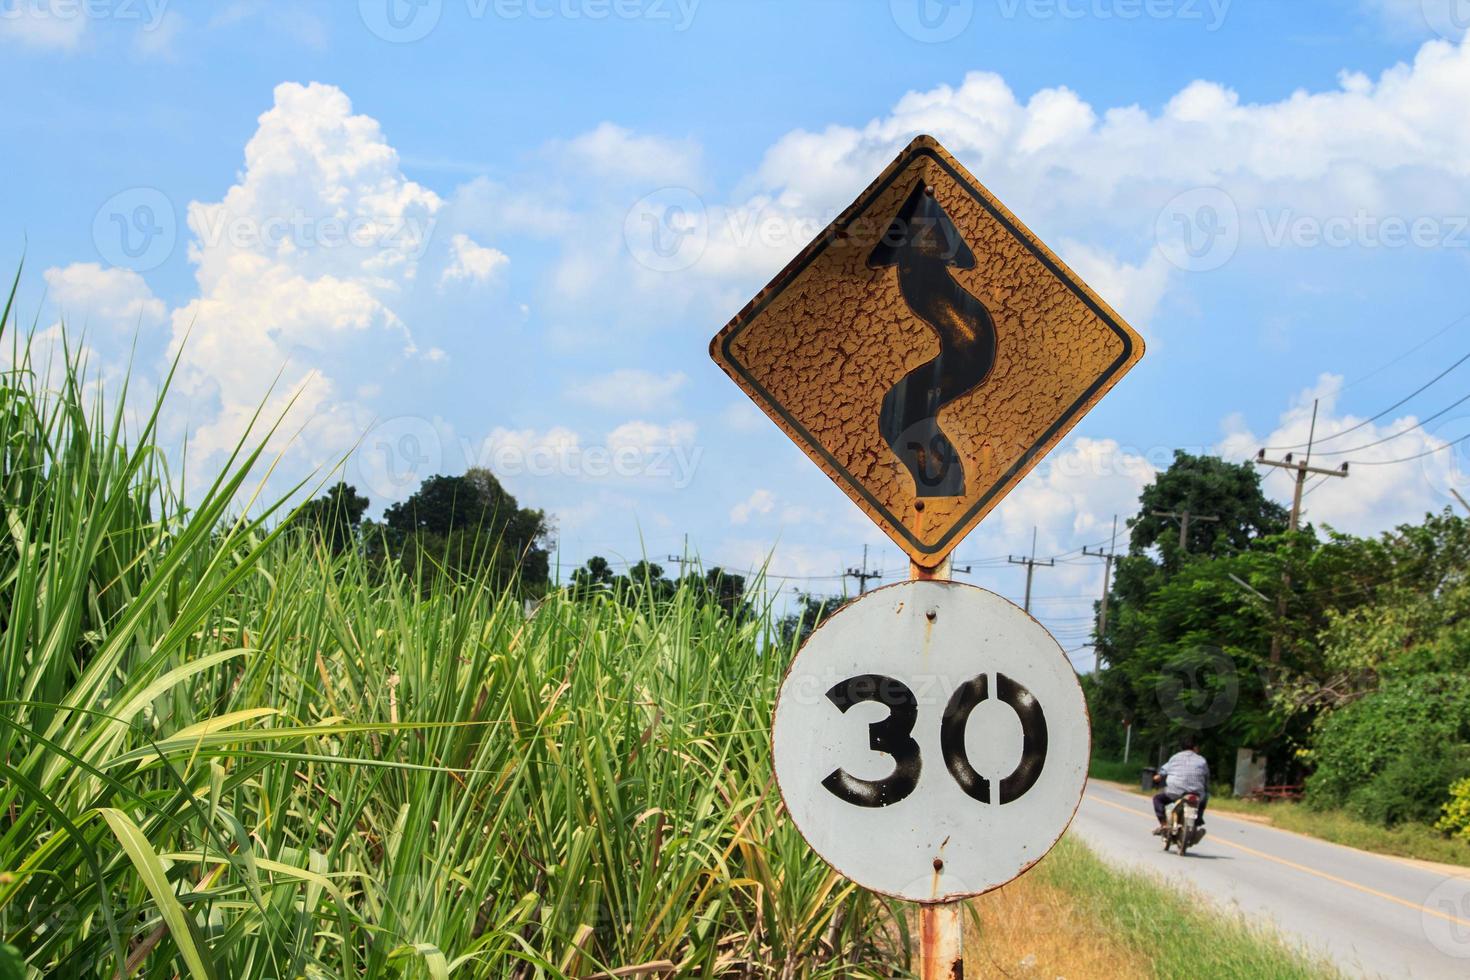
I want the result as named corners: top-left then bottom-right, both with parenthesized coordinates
top-left (0, 283), bottom-right (907, 977)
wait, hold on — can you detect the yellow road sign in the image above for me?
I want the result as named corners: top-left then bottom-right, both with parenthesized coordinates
top-left (710, 135), bottom-right (1145, 567)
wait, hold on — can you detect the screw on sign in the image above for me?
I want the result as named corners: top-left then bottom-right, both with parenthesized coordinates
top-left (709, 135), bottom-right (1144, 977)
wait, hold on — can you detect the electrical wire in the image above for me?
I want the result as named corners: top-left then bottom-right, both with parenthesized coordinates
top-left (1312, 388), bottom-right (1470, 457)
top-left (1264, 339), bottom-right (1470, 451)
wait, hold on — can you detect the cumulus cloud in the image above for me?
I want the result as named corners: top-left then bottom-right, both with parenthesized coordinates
top-left (569, 369), bottom-right (687, 413)
top-left (730, 488), bottom-right (775, 525)
top-left (43, 263), bottom-right (166, 329)
top-left (167, 81), bottom-right (443, 466)
top-left (1, 6), bottom-right (88, 49)
top-left (439, 233), bottom-right (508, 287)
top-left (1216, 375), bottom-right (1463, 534)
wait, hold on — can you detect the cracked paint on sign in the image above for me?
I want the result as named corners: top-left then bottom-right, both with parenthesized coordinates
top-left (709, 135), bottom-right (1145, 567)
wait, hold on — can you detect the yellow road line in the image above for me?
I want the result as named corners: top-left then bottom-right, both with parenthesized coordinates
top-left (1084, 791), bottom-right (1470, 929)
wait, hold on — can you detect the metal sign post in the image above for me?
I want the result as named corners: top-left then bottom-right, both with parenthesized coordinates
top-left (913, 558), bottom-right (965, 979)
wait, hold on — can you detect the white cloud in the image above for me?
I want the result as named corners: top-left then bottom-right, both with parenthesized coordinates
top-left (167, 81), bottom-right (443, 466)
top-left (43, 263), bottom-right (166, 328)
top-left (439, 232), bottom-right (508, 287)
top-left (1056, 241), bottom-right (1174, 328)
top-left (1, 6), bottom-right (87, 49)
top-left (992, 437), bottom-right (1160, 546)
top-left (133, 9), bottom-right (183, 58)
top-left (504, 37), bottom-right (1470, 335)
top-left (1216, 374), bottom-right (1461, 534)
top-left (607, 419), bottom-right (696, 454)
top-left (559, 123), bottom-right (702, 187)
top-left (569, 369), bottom-right (686, 413)
top-left (730, 488), bottom-right (775, 525)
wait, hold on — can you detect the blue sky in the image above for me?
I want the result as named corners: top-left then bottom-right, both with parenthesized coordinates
top-left (5, 0), bottom-right (1470, 667)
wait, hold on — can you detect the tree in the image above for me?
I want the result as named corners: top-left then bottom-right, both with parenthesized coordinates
top-left (566, 557), bottom-right (750, 619)
top-left (1127, 451), bottom-right (1289, 572)
top-left (778, 593), bottom-right (850, 648)
top-left (377, 469), bottom-right (551, 591)
top-left (294, 482), bottom-right (369, 554)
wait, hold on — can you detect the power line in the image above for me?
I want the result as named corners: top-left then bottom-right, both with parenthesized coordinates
top-left (1312, 388), bottom-right (1470, 457)
top-left (1265, 331), bottom-right (1470, 451)
top-left (1346, 429), bottom-right (1470, 467)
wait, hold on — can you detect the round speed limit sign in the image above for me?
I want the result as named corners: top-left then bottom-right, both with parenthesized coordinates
top-left (772, 580), bottom-right (1089, 903)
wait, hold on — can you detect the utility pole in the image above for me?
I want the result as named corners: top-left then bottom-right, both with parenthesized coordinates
top-left (666, 534), bottom-right (694, 576)
top-left (1083, 516), bottom-right (1121, 658)
top-left (1008, 528), bottom-right (1054, 614)
top-left (845, 545), bottom-right (883, 595)
top-left (1151, 509), bottom-right (1220, 554)
top-left (1253, 400), bottom-right (1350, 662)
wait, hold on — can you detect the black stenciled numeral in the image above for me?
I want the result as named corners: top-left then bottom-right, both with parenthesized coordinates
top-left (825, 671), bottom-right (1049, 807)
top-left (997, 673), bottom-right (1048, 804)
top-left (940, 673), bottom-right (991, 803)
top-left (821, 674), bottom-right (922, 808)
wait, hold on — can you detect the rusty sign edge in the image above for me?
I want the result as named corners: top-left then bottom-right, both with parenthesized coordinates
top-left (710, 134), bottom-right (1146, 565)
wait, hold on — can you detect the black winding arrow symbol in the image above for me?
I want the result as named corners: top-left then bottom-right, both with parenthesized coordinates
top-left (868, 180), bottom-right (998, 498)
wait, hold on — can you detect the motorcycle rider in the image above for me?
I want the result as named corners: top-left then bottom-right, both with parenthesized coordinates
top-left (1151, 734), bottom-right (1209, 837)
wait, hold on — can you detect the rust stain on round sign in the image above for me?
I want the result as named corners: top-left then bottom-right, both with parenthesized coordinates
top-left (709, 135), bottom-right (1145, 567)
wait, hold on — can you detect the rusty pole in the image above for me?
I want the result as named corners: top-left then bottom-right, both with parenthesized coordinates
top-left (911, 556), bottom-right (965, 979)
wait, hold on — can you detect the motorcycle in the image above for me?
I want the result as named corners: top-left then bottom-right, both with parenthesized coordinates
top-left (1162, 793), bottom-right (1206, 856)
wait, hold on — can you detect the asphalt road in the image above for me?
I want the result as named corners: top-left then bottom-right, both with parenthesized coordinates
top-left (1070, 782), bottom-right (1470, 979)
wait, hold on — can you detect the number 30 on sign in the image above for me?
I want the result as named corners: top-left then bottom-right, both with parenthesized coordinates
top-left (771, 580), bottom-right (1089, 903)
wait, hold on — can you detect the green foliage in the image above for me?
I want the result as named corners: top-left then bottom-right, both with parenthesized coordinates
top-left (1436, 778), bottom-right (1470, 841)
top-left (374, 467), bottom-right (551, 591)
top-left (568, 556), bottom-right (752, 620)
top-left (293, 481), bottom-right (370, 554)
top-left (777, 593), bottom-right (851, 648)
top-left (1127, 450), bottom-right (1289, 572)
top-left (0, 295), bottom-right (903, 977)
top-left (1305, 673), bottom-right (1470, 825)
top-left (1034, 837), bottom-right (1339, 979)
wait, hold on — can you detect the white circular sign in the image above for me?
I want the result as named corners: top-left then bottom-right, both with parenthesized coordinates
top-left (772, 580), bottom-right (1089, 903)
